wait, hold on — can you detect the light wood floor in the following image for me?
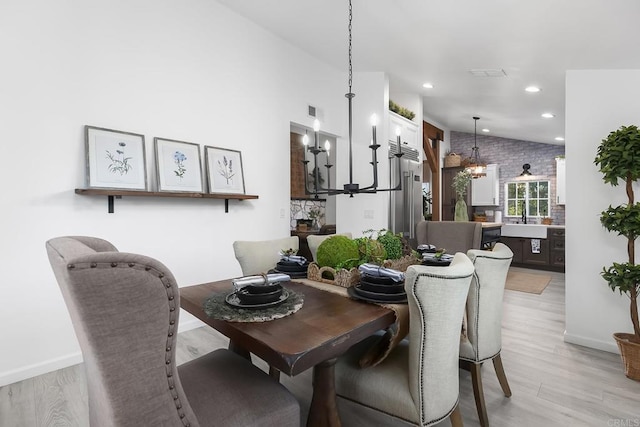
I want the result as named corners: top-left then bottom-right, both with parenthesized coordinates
top-left (2, 267), bottom-right (639, 426)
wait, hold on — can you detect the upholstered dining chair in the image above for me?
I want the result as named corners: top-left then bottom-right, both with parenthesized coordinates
top-left (232, 236), bottom-right (299, 275)
top-left (416, 220), bottom-right (482, 255)
top-left (334, 253), bottom-right (474, 427)
top-left (46, 236), bottom-right (300, 427)
top-left (306, 232), bottom-right (352, 262)
top-left (461, 243), bottom-right (514, 427)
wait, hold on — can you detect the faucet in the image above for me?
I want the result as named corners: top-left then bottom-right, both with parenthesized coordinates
top-left (521, 201), bottom-right (527, 224)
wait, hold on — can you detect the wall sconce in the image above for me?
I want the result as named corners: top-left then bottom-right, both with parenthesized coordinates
top-left (520, 163), bottom-right (532, 176)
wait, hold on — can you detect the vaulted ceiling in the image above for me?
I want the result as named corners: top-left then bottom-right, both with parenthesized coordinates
top-left (215, 0), bottom-right (640, 144)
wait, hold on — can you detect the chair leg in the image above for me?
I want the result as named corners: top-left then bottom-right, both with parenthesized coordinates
top-left (470, 363), bottom-right (489, 427)
top-left (449, 403), bottom-right (464, 427)
top-left (492, 354), bottom-right (512, 397)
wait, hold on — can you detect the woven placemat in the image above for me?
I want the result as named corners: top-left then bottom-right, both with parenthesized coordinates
top-left (203, 288), bottom-right (304, 322)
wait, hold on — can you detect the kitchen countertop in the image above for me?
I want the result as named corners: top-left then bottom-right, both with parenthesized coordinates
top-left (480, 222), bottom-right (503, 228)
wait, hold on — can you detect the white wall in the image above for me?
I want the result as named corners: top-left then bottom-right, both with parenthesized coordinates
top-left (565, 70), bottom-right (640, 353)
top-left (336, 72), bottom-right (391, 236)
top-left (0, 0), bottom-right (348, 386)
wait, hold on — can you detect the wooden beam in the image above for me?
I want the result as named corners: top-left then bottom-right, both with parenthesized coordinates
top-left (423, 121), bottom-right (444, 221)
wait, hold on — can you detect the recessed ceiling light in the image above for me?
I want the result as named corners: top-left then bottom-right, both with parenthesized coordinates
top-left (541, 113), bottom-right (555, 118)
top-left (525, 86), bottom-right (541, 93)
top-left (422, 83), bottom-right (434, 89)
top-left (482, 128), bottom-right (490, 133)
top-left (555, 136), bottom-right (565, 141)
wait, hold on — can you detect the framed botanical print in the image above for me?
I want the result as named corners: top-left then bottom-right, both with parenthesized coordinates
top-left (154, 138), bottom-right (203, 192)
top-left (85, 126), bottom-right (147, 190)
top-left (204, 146), bottom-right (245, 194)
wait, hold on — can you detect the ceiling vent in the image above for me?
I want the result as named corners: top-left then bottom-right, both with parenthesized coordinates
top-left (469, 68), bottom-right (507, 77)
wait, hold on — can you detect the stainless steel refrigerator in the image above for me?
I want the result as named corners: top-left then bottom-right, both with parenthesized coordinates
top-left (388, 142), bottom-right (423, 245)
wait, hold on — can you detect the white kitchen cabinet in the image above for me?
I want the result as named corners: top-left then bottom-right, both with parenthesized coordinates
top-left (556, 157), bottom-right (566, 205)
top-left (471, 164), bottom-right (499, 206)
top-left (389, 111), bottom-right (419, 149)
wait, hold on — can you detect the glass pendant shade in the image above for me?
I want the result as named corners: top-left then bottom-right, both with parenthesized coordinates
top-left (465, 116), bottom-right (487, 178)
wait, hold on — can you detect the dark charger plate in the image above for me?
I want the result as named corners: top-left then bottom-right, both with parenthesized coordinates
top-left (226, 289), bottom-right (290, 309)
top-left (358, 278), bottom-right (405, 294)
top-left (359, 274), bottom-right (398, 285)
top-left (275, 261), bottom-right (309, 273)
top-left (347, 285), bottom-right (407, 304)
top-left (236, 287), bottom-right (283, 305)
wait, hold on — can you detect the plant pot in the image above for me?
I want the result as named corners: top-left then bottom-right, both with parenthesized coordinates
top-left (454, 198), bottom-right (469, 222)
top-left (613, 332), bottom-right (640, 380)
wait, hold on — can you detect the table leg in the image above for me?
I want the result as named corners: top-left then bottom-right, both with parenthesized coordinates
top-left (228, 340), bottom-right (251, 360)
top-left (307, 358), bottom-right (341, 427)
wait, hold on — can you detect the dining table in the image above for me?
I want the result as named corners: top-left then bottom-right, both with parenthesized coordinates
top-left (179, 278), bottom-right (397, 427)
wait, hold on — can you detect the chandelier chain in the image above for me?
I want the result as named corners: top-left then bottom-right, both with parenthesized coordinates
top-left (348, 0), bottom-right (352, 93)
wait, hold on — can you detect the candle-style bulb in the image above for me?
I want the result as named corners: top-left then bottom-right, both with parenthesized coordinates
top-left (313, 119), bottom-right (320, 132)
top-left (302, 134), bottom-right (309, 146)
top-left (324, 140), bottom-right (330, 152)
top-left (395, 126), bottom-right (401, 137)
top-left (370, 114), bottom-right (377, 127)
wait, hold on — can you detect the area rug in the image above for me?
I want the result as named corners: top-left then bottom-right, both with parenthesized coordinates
top-left (505, 271), bottom-right (552, 294)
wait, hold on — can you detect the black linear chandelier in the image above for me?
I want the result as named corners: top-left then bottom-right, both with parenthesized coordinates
top-left (464, 116), bottom-right (487, 179)
top-left (301, 0), bottom-right (404, 198)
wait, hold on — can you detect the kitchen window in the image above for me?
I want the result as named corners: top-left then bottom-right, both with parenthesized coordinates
top-left (505, 181), bottom-right (550, 217)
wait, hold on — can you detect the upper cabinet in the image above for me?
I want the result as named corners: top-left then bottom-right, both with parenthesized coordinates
top-left (556, 157), bottom-right (566, 205)
top-left (389, 111), bottom-right (418, 149)
top-left (471, 164), bottom-right (500, 206)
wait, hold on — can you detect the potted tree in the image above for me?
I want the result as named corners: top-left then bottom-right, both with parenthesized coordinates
top-left (594, 124), bottom-right (640, 380)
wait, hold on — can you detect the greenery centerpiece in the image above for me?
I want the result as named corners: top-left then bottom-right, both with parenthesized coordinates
top-left (311, 230), bottom-right (419, 287)
top-left (452, 170), bottom-right (472, 222)
top-left (594, 124), bottom-right (640, 380)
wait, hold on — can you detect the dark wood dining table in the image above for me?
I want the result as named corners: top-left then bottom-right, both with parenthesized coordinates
top-left (180, 279), bottom-right (396, 427)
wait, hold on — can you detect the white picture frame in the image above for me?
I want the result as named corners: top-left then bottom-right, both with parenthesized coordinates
top-left (204, 146), bottom-right (246, 194)
top-left (85, 126), bottom-right (147, 190)
top-left (154, 138), bottom-right (203, 192)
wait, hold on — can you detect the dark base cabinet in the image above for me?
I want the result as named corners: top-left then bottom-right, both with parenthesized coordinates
top-left (500, 235), bottom-right (563, 272)
top-left (548, 227), bottom-right (565, 269)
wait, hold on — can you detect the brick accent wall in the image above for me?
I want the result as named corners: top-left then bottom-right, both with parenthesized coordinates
top-left (450, 131), bottom-right (565, 225)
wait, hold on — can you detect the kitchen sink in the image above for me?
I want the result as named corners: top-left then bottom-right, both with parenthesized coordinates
top-left (501, 224), bottom-right (548, 239)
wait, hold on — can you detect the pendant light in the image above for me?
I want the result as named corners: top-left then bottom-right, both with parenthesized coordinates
top-left (465, 116), bottom-right (487, 178)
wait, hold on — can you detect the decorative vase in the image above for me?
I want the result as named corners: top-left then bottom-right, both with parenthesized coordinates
top-left (614, 332), bottom-right (640, 380)
top-left (454, 196), bottom-right (469, 222)
top-left (312, 218), bottom-right (321, 231)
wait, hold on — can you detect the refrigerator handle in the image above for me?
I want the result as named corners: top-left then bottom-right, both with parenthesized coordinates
top-left (409, 175), bottom-right (415, 239)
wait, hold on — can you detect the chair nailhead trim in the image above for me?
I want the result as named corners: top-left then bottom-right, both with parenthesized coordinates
top-left (90, 263), bottom-right (97, 268)
top-left (128, 263), bottom-right (135, 267)
top-left (111, 262), bottom-right (117, 267)
top-left (67, 264), bottom-right (75, 269)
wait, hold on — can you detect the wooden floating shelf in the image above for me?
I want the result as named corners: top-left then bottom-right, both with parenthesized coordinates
top-left (75, 188), bottom-right (258, 213)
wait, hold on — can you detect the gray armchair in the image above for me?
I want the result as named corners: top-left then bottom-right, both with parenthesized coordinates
top-left (416, 220), bottom-right (482, 254)
top-left (461, 243), bottom-right (514, 426)
top-left (334, 253), bottom-right (474, 426)
top-left (46, 236), bottom-right (299, 427)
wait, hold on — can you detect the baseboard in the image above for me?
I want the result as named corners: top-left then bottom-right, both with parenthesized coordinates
top-left (0, 318), bottom-right (206, 387)
top-left (0, 352), bottom-right (83, 387)
top-left (563, 331), bottom-right (620, 354)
